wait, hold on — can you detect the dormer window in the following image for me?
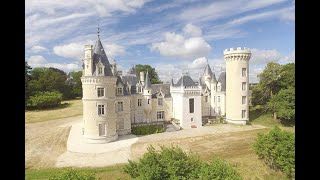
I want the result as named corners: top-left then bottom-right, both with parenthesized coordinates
top-left (98, 67), bottom-right (103, 75)
top-left (117, 87), bottom-right (123, 95)
top-left (158, 98), bottom-right (163, 106)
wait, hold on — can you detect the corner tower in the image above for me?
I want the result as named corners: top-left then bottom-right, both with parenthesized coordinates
top-left (81, 33), bottom-right (118, 143)
top-left (224, 47), bottom-right (251, 125)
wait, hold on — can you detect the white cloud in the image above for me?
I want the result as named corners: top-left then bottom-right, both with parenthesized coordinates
top-left (53, 42), bottom-right (126, 59)
top-left (183, 23), bottom-right (202, 37)
top-left (31, 45), bottom-right (48, 53)
top-left (104, 43), bottom-right (126, 58)
top-left (250, 48), bottom-right (283, 65)
top-left (188, 57), bottom-right (207, 69)
top-left (26, 55), bottom-right (81, 72)
top-left (53, 43), bottom-right (84, 59)
top-left (178, 0), bottom-right (287, 23)
top-left (151, 25), bottom-right (212, 59)
top-left (27, 55), bottom-right (48, 66)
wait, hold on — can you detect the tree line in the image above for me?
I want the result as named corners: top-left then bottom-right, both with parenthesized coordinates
top-left (251, 62), bottom-right (295, 122)
top-left (25, 62), bottom-right (82, 109)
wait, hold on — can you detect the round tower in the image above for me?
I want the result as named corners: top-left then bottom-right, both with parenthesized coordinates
top-left (224, 47), bottom-right (251, 125)
top-left (143, 71), bottom-right (152, 123)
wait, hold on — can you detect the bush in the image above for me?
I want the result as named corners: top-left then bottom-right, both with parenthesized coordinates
top-left (27, 91), bottom-right (63, 109)
top-left (131, 125), bottom-right (165, 135)
top-left (123, 145), bottom-right (242, 180)
top-left (253, 126), bottom-right (295, 178)
top-left (49, 169), bottom-right (96, 180)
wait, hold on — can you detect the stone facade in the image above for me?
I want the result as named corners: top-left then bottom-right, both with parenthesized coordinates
top-left (81, 36), bottom-right (251, 143)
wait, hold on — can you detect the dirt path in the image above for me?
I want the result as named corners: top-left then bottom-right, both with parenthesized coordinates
top-left (25, 115), bottom-right (82, 169)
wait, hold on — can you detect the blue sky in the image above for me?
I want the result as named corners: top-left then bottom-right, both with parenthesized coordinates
top-left (25, 0), bottom-right (295, 83)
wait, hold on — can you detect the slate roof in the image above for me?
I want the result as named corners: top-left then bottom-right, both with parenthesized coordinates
top-left (121, 76), bottom-right (138, 86)
top-left (175, 75), bottom-right (196, 86)
top-left (151, 84), bottom-right (171, 98)
top-left (92, 38), bottom-right (113, 76)
top-left (203, 64), bottom-right (213, 76)
top-left (218, 72), bottom-right (226, 91)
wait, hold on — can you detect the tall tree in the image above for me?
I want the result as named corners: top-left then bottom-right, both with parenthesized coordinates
top-left (279, 63), bottom-right (295, 89)
top-left (67, 71), bottom-right (83, 98)
top-left (267, 87), bottom-right (295, 120)
top-left (257, 62), bottom-right (282, 120)
top-left (135, 64), bottom-right (162, 84)
top-left (25, 62), bottom-right (32, 105)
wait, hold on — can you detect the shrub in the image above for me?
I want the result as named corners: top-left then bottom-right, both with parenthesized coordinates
top-left (123, 145), bottom-right (241, 180)
top-left (253, 126), bottom-right (295, 178)
top-left (131, 125), bottom-right (165, 135)
top-left (27, 91), bottom-right (63, 109)
top-left (49, 169), bottom-right (96, 180)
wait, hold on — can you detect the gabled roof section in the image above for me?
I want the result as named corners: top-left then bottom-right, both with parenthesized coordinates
top-left (92, 38), bottom-right (113, 76)
top-left (218, 72), bottom-right (226, 91)
top-left (151, 84), bottom-right (171, 98)
top-left (175, 75), bottom-right (196, 86)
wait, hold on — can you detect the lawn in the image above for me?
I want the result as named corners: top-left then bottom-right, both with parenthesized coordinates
top-left (25, 99), bottom-right (83, 123)
top-left (249, 109), bottom-right (295, 133)
top-left (25, 164), bottom-right (130, 180)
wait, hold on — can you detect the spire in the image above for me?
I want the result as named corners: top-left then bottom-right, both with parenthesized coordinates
top-left (144, 70), bottom-right (151, 89)
top-left (204, 63), bottom-right (213, 77)
top-left (97, 20), bottom-right (100, 39)
top-left (180, 75), bottom-right (184, 86)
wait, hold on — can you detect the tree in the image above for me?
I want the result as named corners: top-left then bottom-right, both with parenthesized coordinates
top-left (28, 67), bottom-right (72, 100)
top-left (279, 63), bottom-right (295, 89)
top-left (257, 62), bottom-right (282, 120)
top-left (267, 87), bottom-right (295, 120)
top-left (67, 71), bottom-right (83, 98)
top-left (135, 64), bottom-right (162, 84)
top-left (25, 62), bottom-right (32, 105)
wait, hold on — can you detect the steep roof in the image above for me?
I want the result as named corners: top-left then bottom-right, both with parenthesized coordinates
top-left (121, 75), bottom-right (138, 86)
top-left (144, 71), bottom-right (151, 89)
top-left (175, 75), bottom-right (196, 86)
top-left (203, 64), bottom-right (213, 77)
top-left (218, 72), bottom-right (226, 91)
top-left (92, 38), bottom-right (113, 76)
top-left (151, 84), bottom-right (171, 98)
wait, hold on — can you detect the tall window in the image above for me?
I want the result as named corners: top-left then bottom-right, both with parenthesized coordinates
top-left (97, 88), bottom-right (104, 97)
top-left (242, 110), bottom-right (246, 118)
top-left (99, 124), bottom-right (106, 136)
top-left (242, 96), bottom-right (246, 105)
top-left (242, 82), bottom-right (247, 91)
top-left (158, 98), bottom-right (163, 106)
top-left (138, 99), bottom-right (142, 106)
top-left (218, 96), bottom-right (220, 103)
top-left (242, 68), bottom-right (247, 77)
top-left (117, 102), bottom-right (123, 112)
top-left (214, 96), bottom-right (215, 103)
top-left (98, 105), bottom-right (105, 115)
top-left (117, 87), bottom-right (123, 95)
top-left (118, 119), bottom-right (124, 130)
top-left (138, 86), bottom-right (142, 93)
top-left (148, 99), bottom-right (150, 104)
top-left (213, 107), bottom-right (215, 114)
top-left (98, 67), bottom-right (103, 75)
top-left (205, 96), bottom-right (208, 103)
top-left (189, 98), bottom-right (194, 113)
top-left (157, 111), bottom-right (165, 120)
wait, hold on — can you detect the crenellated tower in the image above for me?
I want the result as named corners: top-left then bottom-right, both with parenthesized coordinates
top-left (224, 47), bottom-right (251, 125)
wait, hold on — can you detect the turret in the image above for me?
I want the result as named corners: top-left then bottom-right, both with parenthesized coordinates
top-left (84, 45), bottom-right (93, 76)
top-left (203, 64), bottom-right (213, 89)
top-left (224, 47), bottom-right (251, 125)
top-left (143, 71), bottom-right (152, 123)
top-left (140, 71), bottom-right (145, 86)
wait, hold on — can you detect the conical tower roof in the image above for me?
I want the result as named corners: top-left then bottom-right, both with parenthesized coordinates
top-left (144, 71), bottom-right (151, 89)
top-left (203, 64), bottom-right (213, 77)
top-left (92, 37), bottom-right (113, 76)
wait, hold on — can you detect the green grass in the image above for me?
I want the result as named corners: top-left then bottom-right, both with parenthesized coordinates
top-left (249, 109), bottom-right (295, 133)
top-left (25, 164), bottom-right (131, 180)
top-left (25, 99), bottom-right (83, 123)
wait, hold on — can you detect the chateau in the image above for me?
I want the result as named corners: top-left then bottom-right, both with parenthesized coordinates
top-left (81, 35), bottom-right (251, 143)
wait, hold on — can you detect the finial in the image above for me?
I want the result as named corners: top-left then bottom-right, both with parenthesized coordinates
top-left (97, 20), bottom-right (100, 38)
